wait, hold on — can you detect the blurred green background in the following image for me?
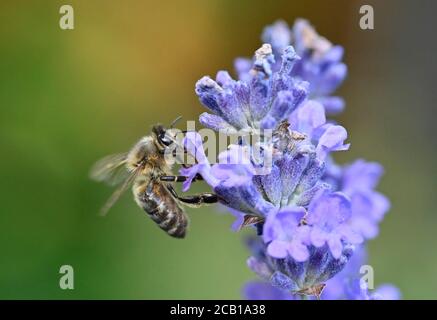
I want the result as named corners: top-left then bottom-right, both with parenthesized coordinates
top-left (0, 0), bottom-right (435, 299)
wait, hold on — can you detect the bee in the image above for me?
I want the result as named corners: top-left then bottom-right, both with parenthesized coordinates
top-left (90, 117), bottom-right (218, 238)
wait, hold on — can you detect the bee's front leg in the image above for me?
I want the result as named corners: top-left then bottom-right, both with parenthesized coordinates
top-left (166, 185), bottom-right (219, 207)
top-left (159, 174), bottom-right (203, 183)
top-left (176, 193), bottom-right (218, 206)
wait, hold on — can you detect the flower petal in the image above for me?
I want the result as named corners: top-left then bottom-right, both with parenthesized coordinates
top-left (199, 112), bottom-right (238, 133)
top-left (288, 240), bottom-right (310, 262)
top-left (262, 20), bottom-right (291, 53)
top-left (270, 271), bottom-right (297, 291)
top-left (328, 235), bottom-right (343, 259)
top-left (267, 240), bottom-right (288, 258)
top-left (316, 125), bottom-right (349, 161)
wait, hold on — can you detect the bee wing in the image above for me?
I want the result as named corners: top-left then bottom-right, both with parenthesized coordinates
top-left (99, 168), bottom-right (141, 216)
top-left (90, 153), bottom-right (129, 186)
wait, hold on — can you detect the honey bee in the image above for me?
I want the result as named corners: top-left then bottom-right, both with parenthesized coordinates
top-left (90, 118), bottom-right (218, 238)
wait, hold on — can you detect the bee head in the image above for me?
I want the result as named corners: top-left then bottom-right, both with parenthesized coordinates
top-left (152, 124), bottom-right (174, 148)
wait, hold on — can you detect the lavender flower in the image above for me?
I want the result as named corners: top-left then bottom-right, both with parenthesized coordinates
top-left (244, 233), bottom-right (355, 298)
top-left (196, 44), bottom-right (307, 133)
top-left (263, 192), bottom-right (363, 261)
top-left (182, 125), bottom-right (360, 297)
top-left (339, 160), bottom-right (390, 239)
top-left (187, 42), bottom-right (350, 222)
top-left (322, 245), bottom-right (401, 300)
top-left (180, 18), bottom-right (397, 299)
top-left (244, 246), bottom-right (400, 300)
top-left (244, 278), bottom-right (400, 300)
top-left (196, 43), bottom-right (350, 148)
top-left (236, 19), bottom-right (347, 114)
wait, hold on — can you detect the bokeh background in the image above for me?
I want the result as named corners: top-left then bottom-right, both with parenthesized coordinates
top-left (0, 0), bottom-right (435, 299)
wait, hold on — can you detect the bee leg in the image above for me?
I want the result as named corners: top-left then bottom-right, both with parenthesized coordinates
top-left (160, 175), bottom-right (188, 182)
top-left (166, 186), bottom-right (219, 206)
top-left (160, 174), bottom-right (203, 182)
top-left (177, 193), bottom-right (219, 206)
top-left (158, 148), bottom-right (188, 156)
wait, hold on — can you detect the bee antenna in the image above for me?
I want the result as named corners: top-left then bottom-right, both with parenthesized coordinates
top-left (170, 116), bottom-right (183, 128)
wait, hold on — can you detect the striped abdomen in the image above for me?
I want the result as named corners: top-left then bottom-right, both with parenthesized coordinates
top-left (134, 179), bottom-right (188, 238)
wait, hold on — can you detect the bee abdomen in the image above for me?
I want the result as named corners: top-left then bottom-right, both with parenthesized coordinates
top-left (147, 203), bottom-right (188, 238)
top-left (135, 181), bottom-right (188, 238)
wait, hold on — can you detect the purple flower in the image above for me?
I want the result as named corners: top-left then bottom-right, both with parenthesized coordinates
top-left (180, 18), bottom-right (397, 300)
top-left (262, 192), bottom-right (363, 262)
top-left (325, 159), bottom-right (391, 239)
top-left (244, 279), bottom-right (400, 301)
top-left (288, 100), bottom-right (350, 160)
top-left (245, 235), bottom-right (355, 296)
top-left (184, 98), bottom-right (349, 219)
top-left (237, 19), bottom-right (347, 114)
top-left (243, 191), bottom-right (362, 296)
top-left (263, 206), bottom-right (310, 261)
top-left (184, 139), bottom-right (334, 219)
top-left (372, 284), bottom-right (402, 300)
top-left (179, 131), bottom-right (219, 191)
top-left (195, 42), bottom-right (349, 157)
top-left (196, 44), bottom-right (307, 133)
top-left (322, 246), bottom-right (401, 300)
top-left (244, 245), bottom-right (400, 300)
top-left (306, 192), bottom-right (363, 259)
top-left (290, 19), bottom-right (347, 110)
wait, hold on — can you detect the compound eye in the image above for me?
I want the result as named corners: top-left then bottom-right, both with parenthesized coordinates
top-left (159, 134), bottom-right (173, 146)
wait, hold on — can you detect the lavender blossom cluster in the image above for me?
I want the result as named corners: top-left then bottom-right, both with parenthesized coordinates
top-left (182, 19), bottom-right (399, 300)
